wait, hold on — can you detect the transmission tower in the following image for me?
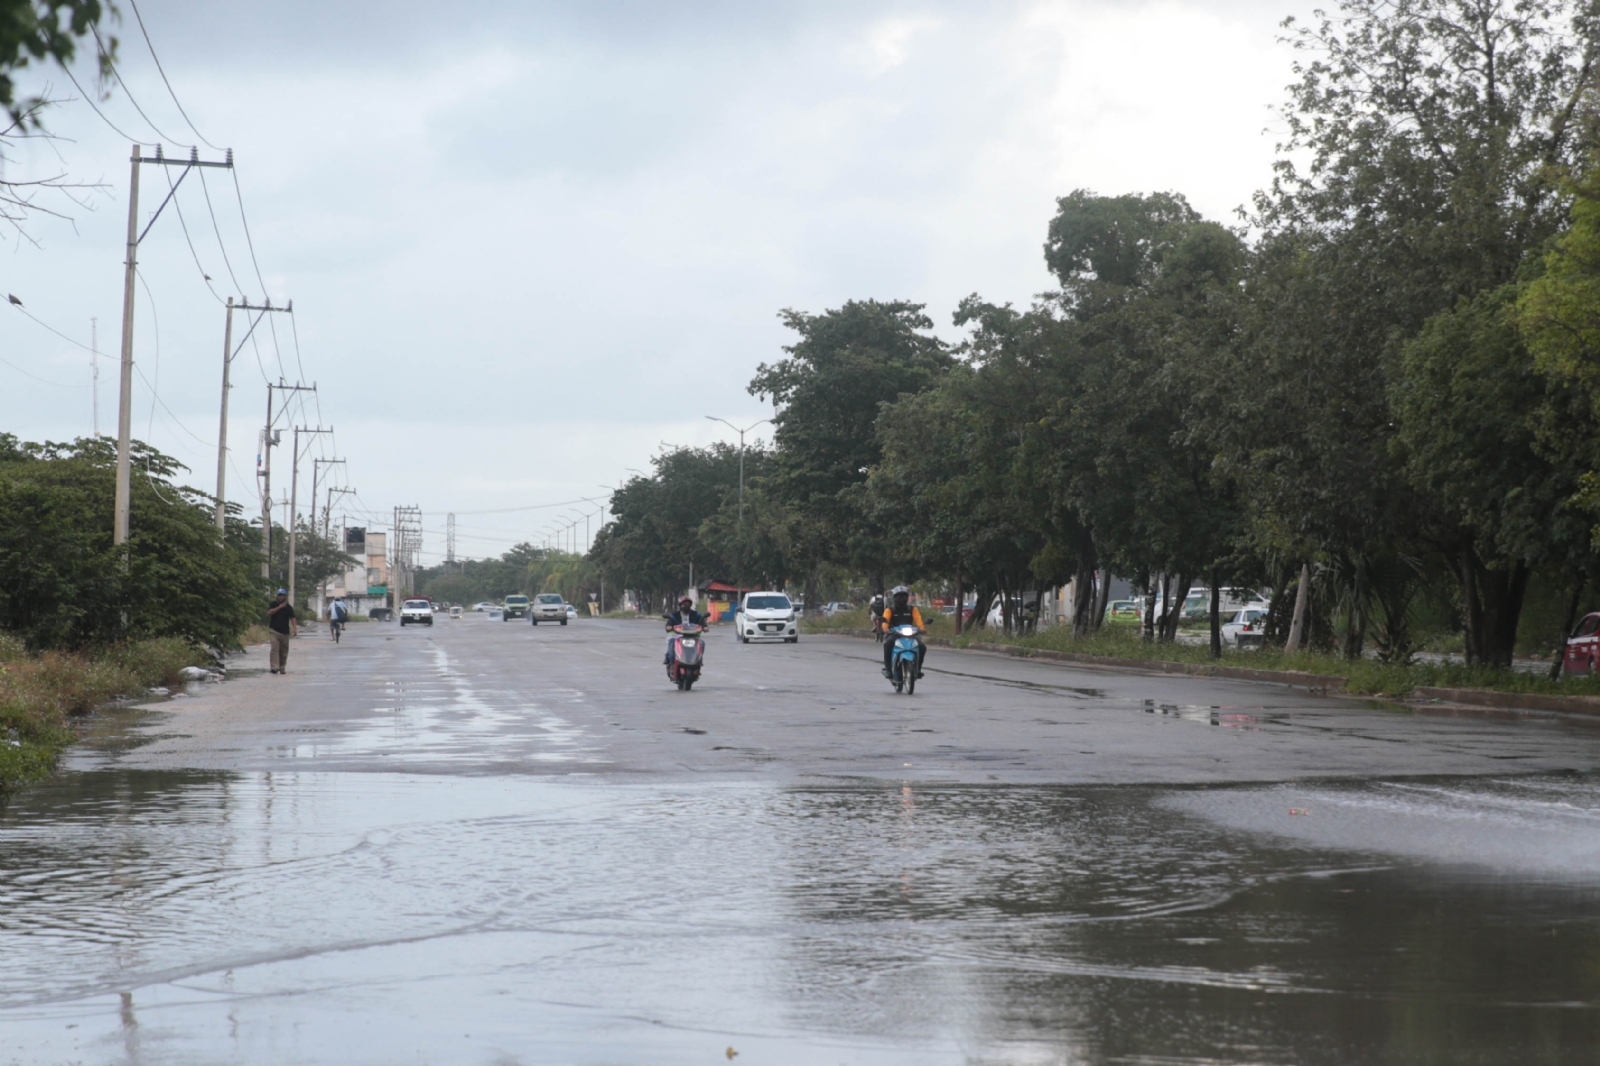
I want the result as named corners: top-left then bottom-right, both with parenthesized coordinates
top-left (391, 504), bottom-right (424, 606)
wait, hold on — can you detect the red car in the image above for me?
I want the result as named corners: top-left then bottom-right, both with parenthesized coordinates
top-left (1564, 613), bottom-right (1600, 675)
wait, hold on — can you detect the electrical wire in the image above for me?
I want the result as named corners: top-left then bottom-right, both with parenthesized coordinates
top-left (126, 0), bottom-right (221, 151)
top-left (163, 163), bottom-right (224, 303)
top-left (90, 26), bottom-right (191, 148)
top-left (136, 269), bottom-right (161, 441)
top-left (196, 167), bottom-right (247, 299)
top-left (60, 64), bottom-right (142, 142)
top-left (4, 302), bottom-right (95, 386)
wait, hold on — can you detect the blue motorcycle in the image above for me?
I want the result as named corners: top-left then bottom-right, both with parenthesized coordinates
top-left (887, 624), bottom-right (923, 694)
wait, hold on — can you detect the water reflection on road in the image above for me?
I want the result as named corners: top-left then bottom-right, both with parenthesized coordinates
top-left (3, 767), bottom-right (1599, 1064)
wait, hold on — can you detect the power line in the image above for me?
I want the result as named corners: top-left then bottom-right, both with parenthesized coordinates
top-left (196, 167), bottom-right (247, 300)
top-left (90, 26), bottom-right (191, 148)
top-left (60, 65), bottom-right (141, 142)
top-left (126, 0), bottom-right (220, 151)
top-left (162, 163), bottom-right (224, 303)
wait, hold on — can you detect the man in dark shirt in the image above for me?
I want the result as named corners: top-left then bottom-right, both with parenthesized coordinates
top-left (267, 588), bottom-right (298, 674)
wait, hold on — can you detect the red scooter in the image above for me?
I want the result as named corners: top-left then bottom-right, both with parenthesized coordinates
top-left (667, 622), bottom-right (705, 691)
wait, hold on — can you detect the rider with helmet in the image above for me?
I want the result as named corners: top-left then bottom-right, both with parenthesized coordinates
top-left (869, 591), bottom-right (887, 640)
top-left (880, 586), bottom-right (926, 679)
top-left (664, 595), bottom-right (707, 664)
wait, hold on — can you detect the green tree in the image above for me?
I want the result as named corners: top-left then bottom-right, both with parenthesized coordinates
top-left (0, 435), bottom-right (257, 651)
top-left (750, 300), bottom-right (953, 604)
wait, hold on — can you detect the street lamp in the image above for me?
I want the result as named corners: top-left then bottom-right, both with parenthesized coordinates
top-left (705, 415), bottom-right (771, 525)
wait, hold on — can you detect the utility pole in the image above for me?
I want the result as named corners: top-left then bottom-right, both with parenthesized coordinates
top-left (90, 318), bottom-right (99, 437)
top-left (259, 382), bottom-right (316, 580)
top-left (310, 457), bottom-right (345, 541)
top-left (446, 514), bottom-right (456, 568)
top-left (705, 415), bottom-right (771, 526)
top-left (114, 144), bottom-right (234, 547)
top-left (216, 297), bottom-right (292, 529)
top-left (308, 455), bottom-right (345, 612)
top-left (287, 425), bottom-right (332, 608)
top-left (320, 484), bottom-right (357, 616)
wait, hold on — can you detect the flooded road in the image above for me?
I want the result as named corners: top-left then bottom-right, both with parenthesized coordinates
top-left (4, 617), bottom-right (1600, 1064)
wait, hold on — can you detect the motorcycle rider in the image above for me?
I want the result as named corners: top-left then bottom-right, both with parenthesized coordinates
top-left (664, 595), bottom-right (707, 665)
top-left (880, 586), bottom-right (926, 679)
top-left (869, 592), bottom-right (886, 641)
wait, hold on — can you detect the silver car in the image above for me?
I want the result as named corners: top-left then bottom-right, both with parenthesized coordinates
top-left (531, 593), bottom-right (568, 625)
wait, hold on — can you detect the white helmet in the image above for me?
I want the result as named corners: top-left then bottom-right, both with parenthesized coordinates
top-left (891, 585), bottom-right (910, 597)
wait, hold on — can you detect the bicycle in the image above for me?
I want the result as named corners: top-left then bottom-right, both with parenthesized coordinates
top-left (330, 618), bottom-right (344, 643)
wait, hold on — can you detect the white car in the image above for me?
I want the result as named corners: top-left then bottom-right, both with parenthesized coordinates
top-left (739, 592), bottom-right (798, 644)
top-left (472, 601), bottom-right (498, 612)
top-left (531, 593), bottom-right (568, 625)
top-left (565, 604), bottom-right (578, 620)
top-left (822, 601), bottom-right (855, 616)
top-left (400, 598), bottom-right (434, 627)
top-left (1221, 606), bottom-right (1269, 647)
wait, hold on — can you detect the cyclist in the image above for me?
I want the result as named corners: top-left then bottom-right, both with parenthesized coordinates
top-left (329, 596), bottom-right (349, 643)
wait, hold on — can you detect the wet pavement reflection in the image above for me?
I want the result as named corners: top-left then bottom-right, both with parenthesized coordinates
top-left (4, 765), bottom-right (1599, 1064)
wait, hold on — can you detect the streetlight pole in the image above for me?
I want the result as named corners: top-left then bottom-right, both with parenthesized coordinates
top-left (705, 416), bottom-right (771, 525)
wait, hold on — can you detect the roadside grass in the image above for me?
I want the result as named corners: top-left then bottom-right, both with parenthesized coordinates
top-left (240, 623), bottom-right (273, 646)
top-left (804, 614), bottom-right (1600, 700)
top-left (0, 635), bottom-right (212, 805)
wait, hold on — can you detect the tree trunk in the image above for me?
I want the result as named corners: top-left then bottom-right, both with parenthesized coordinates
top-left (1478, 561), bottom-right (1530, 669)
top-left (1209, 568), bottom-right (1222, 659)
top-left (1456, 546), bottom-right (1481, 666)
top-left (1092, 568), bottom-right (1111, 632)
top-left (953, 566), bottom-right (963, 636)
top-left (1552, 572), bottom-right (1586, 680)
top-left (1160, 573), bottom-right (1191, 643)
top-left (1142, 573), bottom-right (1158, 643)
top-left (804, 561), bottom-right (820, 619)
top-left (1284, 562), bottom-right (1310, 652)
top-left (971, 587), bottom-right (993, 630)
top-left (1071, 556), bottom-right (1096, 636)
top-left (1031, 585), bottom-right (1044, 635)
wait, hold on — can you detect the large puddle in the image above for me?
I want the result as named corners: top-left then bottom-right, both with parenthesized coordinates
top-left (3, 768), bottom-right (1599, 1064)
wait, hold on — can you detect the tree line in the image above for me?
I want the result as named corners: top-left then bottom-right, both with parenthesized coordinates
top-left (591, 0), bottom-right (1600, 667)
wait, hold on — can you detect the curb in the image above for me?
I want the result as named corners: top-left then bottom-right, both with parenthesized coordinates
top-left (816, 628), bottom-right (1347, 693)
top-left (1410, 686), bottom-right (1600, 717)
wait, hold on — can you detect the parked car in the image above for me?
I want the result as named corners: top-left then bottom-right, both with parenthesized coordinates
top-left (502, 594), bottom-right (531, 621)
top-left (822, 601), bottom-right (855, 616)
top-left (1564, 613), bottom-right (1600, 675)
top-left (1221, 606), bottom-right (1269, 647)
top-left (531, 593), bottom-right (568, 625)
top-left (1104, 599), bottom-right (1140, 624)
top-left (472, 601), bottom-right (498, 612)
top-left (739, 591), bottom-right (798, 644)
top-left (399, 598), bottom-right (434, 627)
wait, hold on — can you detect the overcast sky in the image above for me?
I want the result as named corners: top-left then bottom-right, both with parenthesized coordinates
top-left (1, 0), bottom-right (1309, 563)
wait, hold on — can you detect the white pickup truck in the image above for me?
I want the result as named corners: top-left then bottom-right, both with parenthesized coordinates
top-left (400, 597), bottom-right (434, 626)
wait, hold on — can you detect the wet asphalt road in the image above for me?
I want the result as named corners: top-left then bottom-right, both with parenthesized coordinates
top-left (5, 614), bottom-right (1600, 1065)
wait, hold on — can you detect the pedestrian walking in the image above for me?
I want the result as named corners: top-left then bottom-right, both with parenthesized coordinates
top-left (267, 588), bottom-right (298, 674)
